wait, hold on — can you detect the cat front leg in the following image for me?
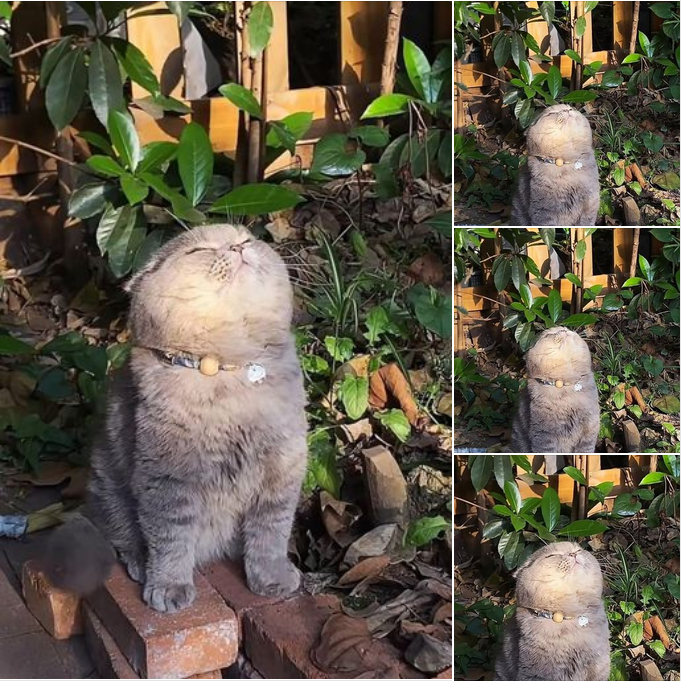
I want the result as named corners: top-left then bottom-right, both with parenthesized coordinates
top-left (135, 473), bottom-right (199, 613)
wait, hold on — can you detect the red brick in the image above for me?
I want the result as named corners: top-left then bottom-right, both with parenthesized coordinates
top-left (87, 563), bottom-right (238, 679)
top-left (243, 594), bottom-right (424, 679)
top-left (83, 604), bottom-right (221, 680)
top-left (435, 668), bottom-right (453, 679)
top-left (22, 559), bottom-right (83, 639)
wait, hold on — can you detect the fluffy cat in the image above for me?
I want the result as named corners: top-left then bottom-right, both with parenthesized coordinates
top-left (494, 542), bottom-right (610, 681)
top-left (510, 104), bottom-right (599, 226)
top-left (46, 224), bottom-right (307, 612)
top-left (510, 326), bottom-right (599, 453)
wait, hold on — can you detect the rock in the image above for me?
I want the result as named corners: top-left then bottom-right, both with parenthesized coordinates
top-left (404, 633), bottom-right (452, 673)
top-left (343, 524), bottom-right (398, 566)
top-left (621, 196), bottom-right (641, 226)
top-left (622, 420), bottom-right (641, 452)
top-left (362, 446), bottom-right (408, 526)
top-left (640, 659), bottom-right (664, 681)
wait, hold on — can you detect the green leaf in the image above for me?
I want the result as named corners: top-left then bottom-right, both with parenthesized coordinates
top-left (562, 313), bottom-right (597, 327)
top-left (575, 239), bottom-right (587, 262)
top-left (639, 31), bottom-right (652, 58)
top-left (547, 65), bottom-right (561, 99)
top-left (140, 172), bottom-right (206, 222)
top-left (547, 289), bottom-right (562, 323)
top-left (575, 14), bottom-right (586, 38)
top-left (649, 228), bottom-right (675, 243)
top-left (97, 205), bottom-right (125, 255)
top-left (340, 375), bottom-right (369, 420)
top-left (210, 183), bottom-right (303, 216)
top-left (177, 122), bottom-right (214, 206)
top-left (494, 33), bottom-right (511, 69)
top-left (324, 336), bottom-right (353, 362)
top-left (585, 1), bottom-right (598, 12)
top-left (539, 1), bottom-right (555, 24)
top-left (482, 519), bottom-right (506, 540)
top-left (301, 355), bottom-right (330, 375)
top-left (628, 621), bottom-right (644, 646)
top-left (107, 206), bottom-right (146, 278)
top-left (558, 520), bottom-right (608, 537)
top-left (519, 283), bottom-right (533, 308)
top-left (564, 49), bottom-right (582, 63)
top-left (45, 47), bottom-right (86, 130)
top-left (424, 211), bottom-right (451, 238)
top-left (648, 640), bottom-right (666, 658)
top-left (493, 256), bottom-right (511, 291)
top-left (613, 493), bottom-right (642, 516)
top-left (78, 131), bottom-right (115, 156)
top-left (649, 2), bottom-right (673, 18)
top-left (510, 515), bottom-right (526, 532)
top-left (305, 430), bottom-right (340, 498)
top-left (622, 277), bottom-right (641, 287)
top-left (493, 455), bottom-right (514, 490)
top-left (470, 455), bottom-right (493, 493)
top-left (510, 32), bottom-right (526, 68)
top-left (68, 184), bottom-right (114, 219)
top-left (510, 255), bottom-right (524, 292)
top-left (266, 111), bottom-right (313, 148)
top-left (37, 367), bottom-right (73, 401)
top-left (541, 487), bottom-right (560, 532)
top-left (519, 59), bottom-right (533, 85)
top-left (502, 531), bottom-right (521, 569)
top-left (138, 141), bottom-right (178, 174)
top-left (492, 505), bottom-right (513, 517)
top-left (639, 472), bottom-right (666, 485)
top-left (565, 273), bottom-right (582, 287)
top-left (400, 129), bottom-right (441, 179)
top-left (0, 334), bottom-right (34, 355)
top-left (403, 37), bottom-right (438, 102)
top-left (109, 110), bottom-right (141, 172)
top-left (663, 454), bottom-right (680, 478)
top-left (561, 90), bottom-right (598, 102)
top-left (602, 293), bottom-right (622, 311)
top-left (405, 515), bottom-right (451, 547)
top-left (166, 1), bottom-right (190, 23)
top-left (120, 174), bottom-right (149, 205)
top-left (247, 1), bottom-right (274, 57)
top-left (218, 83), bottom-right (264, 119)
top-left (504, 480), bottom-right (522, 514)
top-left (407, 284), bottom-right (452, 338)
top-left (348, 125), bottom-right (390, 148)
top-left (74, 345), bottom-right (108, 379)
top-left (613, 388), bottom-right (626, 409)
top-left (88, 40), bottom-right (126, 128)
top-left (564, 466), bottom-right (588, 485)
top-left (311, 133), bottom-right (365, 176)
top-left (375, 409), bottom-right (411, 443)
top-left (514, 321), bottom-right (534, 352)
top-left (40, 37), bottom-right (73, 87)
top-left (361, 93), bottom-right (414, 118)
top-left (364, 306), bottom-right (390, 344)
top-left (621, 53), bottom-right (642, 64)
top-left (639, 254), bottom-right (652, 281)
top-left (108, 37), bottom-right (160, 95)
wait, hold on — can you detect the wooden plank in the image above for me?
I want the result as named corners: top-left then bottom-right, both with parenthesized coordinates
top-left (613, 227), bottom-right (634, 277)
top-left (613, 1), bottom-right (633, 52)
top-left (268, 1), bottom-right (289, 93)
top-left (0, 114), bottom-right (56, 176)
top-left (126, 3), bottom-right (184, 99)
top-left (340, 1), bottom-right (388, 85)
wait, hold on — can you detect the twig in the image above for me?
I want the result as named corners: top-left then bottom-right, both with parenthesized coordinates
top-left (629, 228), bottom-right (640, 278)
top-left (629, 2), bottom-right (641, 55)
top-left (1, 252), bottom-right (51, 280)
top-left (9, 36), bottom-right (64, 58)
top-left (380, 1), bottom-right (403, 96)
top-left (453, 496), bottom-right (488, 512)
top-left (0, 135), bottom-right (77, 166)
top-left (466, 68), bottom-right (509, 84)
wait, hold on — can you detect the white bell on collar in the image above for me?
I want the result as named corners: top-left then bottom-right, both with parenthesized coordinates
top-left (246, 363), bottom-right (267, 384)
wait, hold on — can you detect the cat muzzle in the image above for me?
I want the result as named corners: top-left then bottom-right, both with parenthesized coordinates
top-left (531, 155), bottom-right (584, 170)
top-left (530, 377), bottom-right (583, 391)
top-left (521, 607), bottom-right (589, 626)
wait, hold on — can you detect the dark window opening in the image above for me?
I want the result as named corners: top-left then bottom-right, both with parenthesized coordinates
top-left (592, 228), bottom-right (613, 275)
top-left (591, 1), bottom-right (613, 51)
top-left (287, 2), bottom-right (340, 89)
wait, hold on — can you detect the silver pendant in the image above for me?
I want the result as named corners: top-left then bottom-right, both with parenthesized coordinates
top-left (578, 616), bottom-right (588, 627)
top-left (246, 363), bottom-right (267, 384)
top-left (575, 161), bottom-right (583, 170)
top-left (574, 382), bottom-right (583, 392)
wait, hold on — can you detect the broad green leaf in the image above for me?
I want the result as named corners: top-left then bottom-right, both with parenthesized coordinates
top-left (612, 492), bottom-right (641, 516)
top-left (519, 59), bottom-right (533, 85)
top-left (140, 172), bottom-right (206, 222)
top-left (663, 454), bottom-right (680, 478)
top-left (638, 254), bottom-right (652, 281)
top-left (639, 472), bottom-right (666, 485)
top-left (361, 93), bottom-right (414, 118)
top-left (561, 90), bottom-right (598, 102)
top-left (88, 40), bottom-right (126, 128)
top-left (541, 487), bottom-right (559, 532)
top-left (548, 289), bottom-right (562, 322)
top-left (178, 122), bottom-right (214, 206)
top-left (493, 455), bottom-right (514, 490)
top-left (403, 37), bottom-right (438, 102)
top-left (565, 273), bottom-right (582, 287)
top-left (407, 283), bottom-right (452, 338)
top-left (575, 239), bottom-right (587, 262)
top-left (575, 15), bottom-right (586, 38)
top-left (109, 110), bottom-right (141, 172)
top-left (405, 515), bottom-right (451, 547)
top-left (585, 0), bottom-right (598, 12)
top-left (514, 321), bottom-right (533, 352)
top-left (558, 520), bottom-right (608, 537)
top-left (108, 37), bottom-right (160, 95)
top-left (562, 313), bottom-right (597, 326)
top-left (520, 497), bottom-right (542, 514)
top-left (511, 455), bottom-right (533, 474)
top-left (306, 434), bottom-right (341, 498)
top-left (166, 1), bottom-right (190, 23)
top-left (511, 255), bottom-right (524, 291)
top-left (493, 256), bottom-right (511, 291)
top-left (564, 49), bottom-right (582, 63)
top-left (602, 293), bottom-right (622, 311)
top-left (340, 375), bottom-right (368, 420)
top-left (218, 83), bottom-right (264, 119)
top-left (0, 334), bottom-right (34, 355)
top-left (492, 505), bottom-right (513, 517)
top-left (266, 111), bottom-right (313, 147)
top-left (424, 211), bottom-right (451, 238)
top-left (375, 409), bottom-right (411, 442)
top-left (45, 47), bottom-right (86, 130)
top-left (622, 277), bottom-right (641, 287)
top-left (510, 32), bottom-right (525, 68)
top-left (519, 282), bottom-right (532, 308)
top-left (482, 519), bottom-right (506, 539)
top-left (403, 129), bottom-right (441, 178)
top-left (539, 1), bottom-right (555, 24)
top-left (470, 455), bottom-right (493, 493)
top-left (511, 515), bottom-right (526, 532)
top-left (648, 640), bottom-right (666, 658)
top-left (247, 1), bottom-right (274, 57)
top-left (107, 206), bottom-right (146, 278)
top-left (210, 183), bottom-right (303, 215)
top-left (348, 125), bottom-right (390, 148)
top-left (504, 480), bottom-right (522, 514)
top-left (621, 53), bottom-right (642, 64)
top-left (639, 31), bottom-right (652, 58)
top-left (96, 204), bottom-right (127, 255)
top-left (120, 174), bottom-right (149, 205)
top-left (324, 336), bottom-right (354, 362)
top-left (311, 133), bottom-right (365, 176)
top-left (40, 37), bottom-right (73, 87)
top-left (547, 65), bottom-right (561, 99)
top-left (68, 184), bottom-right (115, 219)
top-left (438, 131), bottom-right (452, 178)
top-left (563, 466), bottom-right (587, 486)
top-left (138, 141), bottom-right (178, 174)
top-left (494, 33), bottom-right (511, 68)
top-left (78, 131), bottom-right (115, 156)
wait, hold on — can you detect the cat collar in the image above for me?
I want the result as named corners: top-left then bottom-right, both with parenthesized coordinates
top-left (521, 607), bottom-right (589, 626)
top-left (531, 377), bottom-right (582, 391)
top-left (149, 348), bottom-right (267, 383)
top-left (531, 155), bottom-right (584, 170)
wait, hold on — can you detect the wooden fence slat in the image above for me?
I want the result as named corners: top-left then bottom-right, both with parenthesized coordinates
top-left (339, 1), bottom-right (388, 85)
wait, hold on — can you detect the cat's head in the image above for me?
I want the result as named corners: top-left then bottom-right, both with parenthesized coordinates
top-left (526, 104), bottom-right (593, 159)
top-left (525, 326), bottom-right (592, 381)
top-left (125, 224), bottom-right (293, 360)
top-left (515, 541), bottom-right (603, 611)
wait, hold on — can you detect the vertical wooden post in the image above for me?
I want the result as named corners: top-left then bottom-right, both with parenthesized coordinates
top-left (613, 228), bottom-right (635, 279)
top-left (267, 1), bottom-right (289, 93)
top-left (613, 1), bottom-right (634, 52)
top-left (380, 2), bottom-right (403, 96)
top-left (340, 1), bottom-right (389, 85)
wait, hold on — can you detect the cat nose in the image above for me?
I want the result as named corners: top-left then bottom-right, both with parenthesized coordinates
top-left (230, 243), bottom-right (244, 253)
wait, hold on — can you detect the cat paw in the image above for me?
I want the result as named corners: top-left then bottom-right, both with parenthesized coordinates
top-left (119, 552), bottom-right (145, 583)
top-left (246, 558), bottom-right (301, 597)
top-left (143, 582), bottom-right (196, 613)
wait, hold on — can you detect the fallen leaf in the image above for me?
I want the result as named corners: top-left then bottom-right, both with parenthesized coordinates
top-left (10, 461), bottom-right (77, 487)
top-left (344, 524), bottom-right (398, 566)
top-left (369, 363), bottom-right (425, 427)
top-left (643, 614), bottom-right (671, 649)
top-left (404, 632), bottom-right (452, 673)
top-left (408, 253), bottom-right (445, 287)
top-left (311, 613), bottom-right (370, 673)
top-left (652, 395), bottom-right (680, 414)
top-left (338, 555), bottom-right (390, 586)
top-left (320, 491), bottom-right (362, 547)
top-left (651, 171), bottom-right (680, 191)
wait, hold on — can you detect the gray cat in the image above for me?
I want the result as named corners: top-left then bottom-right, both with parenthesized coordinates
top-left (46, 224), bottom-right (308, 612)
top-left (510, 104), bottom-right (599, 226)
top-left (494, 542), bottom-right (610, 681)
top-left (510, 326), bottom-right (599, 453)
